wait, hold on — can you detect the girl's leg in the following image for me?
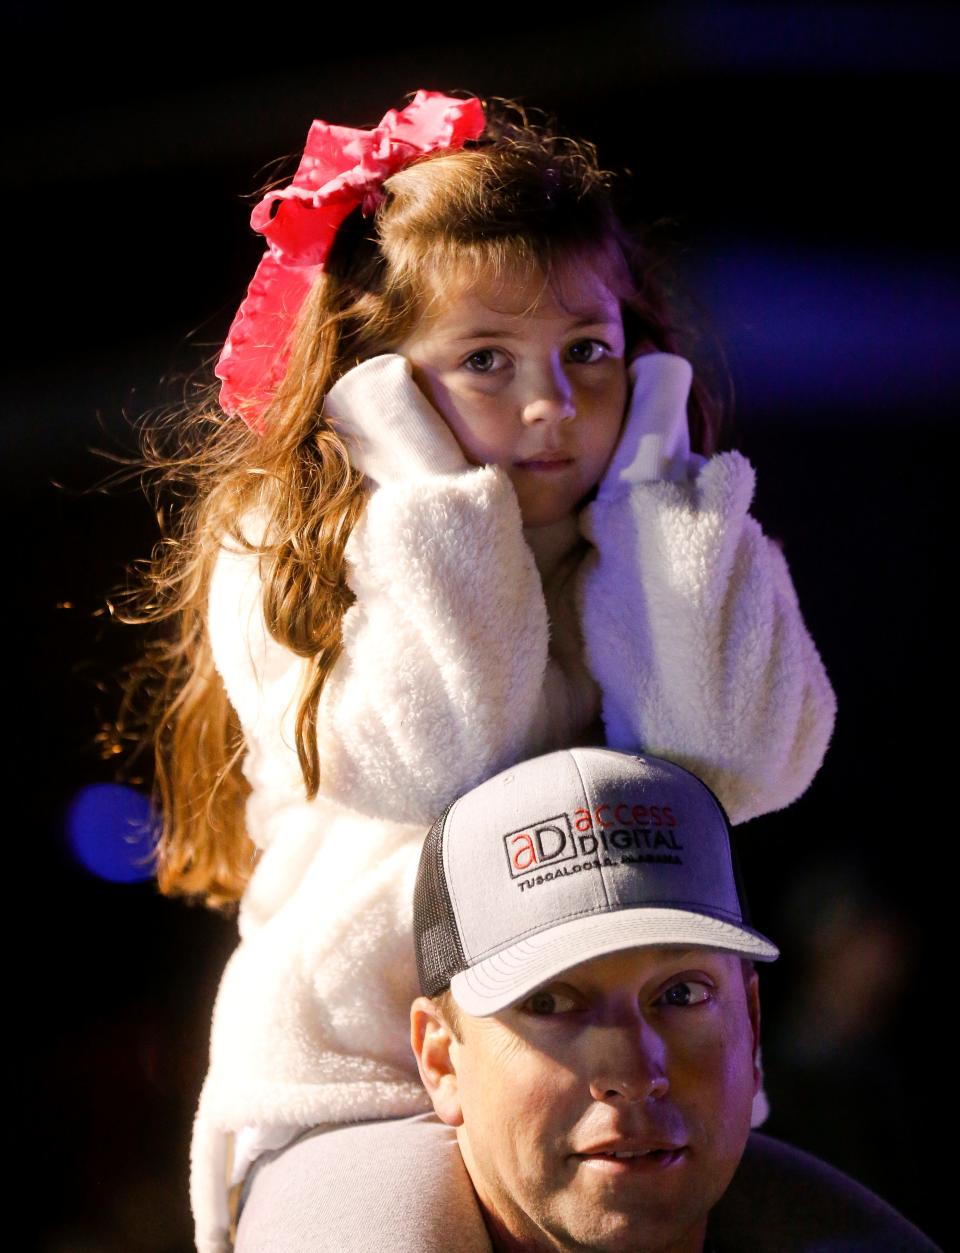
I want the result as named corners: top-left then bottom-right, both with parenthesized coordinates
top-left (235, 1113), bottom-right (491, 1252)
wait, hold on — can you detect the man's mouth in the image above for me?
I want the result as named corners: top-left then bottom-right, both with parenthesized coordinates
top-left (573, 1143), bottom-right (688, 1170)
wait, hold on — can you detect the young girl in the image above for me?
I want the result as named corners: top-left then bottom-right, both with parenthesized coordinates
top-left (136, 91), bottom-right (835, 1249)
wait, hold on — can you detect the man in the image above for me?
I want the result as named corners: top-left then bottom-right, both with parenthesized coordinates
top-left (408, 745), bottom-right (941, 1252)
top-left (237, 748), bottom-right (937, 1252)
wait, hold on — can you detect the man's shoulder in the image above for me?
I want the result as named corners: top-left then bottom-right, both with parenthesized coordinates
top-left (709, 1132), bottom-right (940, 1252)
top-left (236, 1119), bottom-right (939, 1253)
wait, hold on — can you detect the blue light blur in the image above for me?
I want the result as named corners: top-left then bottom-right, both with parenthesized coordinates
top-left (668, 3), bottom-right (960, 73)
top-left (692, 242), bottom-right (960, 417)
top-left (65, 783), bottom-right (158, 884)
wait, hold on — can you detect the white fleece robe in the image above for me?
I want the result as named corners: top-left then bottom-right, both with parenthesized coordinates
top-left (191, 357), bottom-right (836, 1251)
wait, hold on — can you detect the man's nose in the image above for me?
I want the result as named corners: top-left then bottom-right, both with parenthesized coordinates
top-left (587, 1023), bottom-right (670, 1104)
top-left (520, 360), bottom-right (576, 426)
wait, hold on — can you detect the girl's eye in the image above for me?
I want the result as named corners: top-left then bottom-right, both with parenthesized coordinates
top-left (659, 980), bottom-right (712, 1009)
top-left (462, 348), bottom-right (507, 373)
top-left (520, 986), bottom-right (579, 1015)
top-left (566, 339), bottom-right (608, 365)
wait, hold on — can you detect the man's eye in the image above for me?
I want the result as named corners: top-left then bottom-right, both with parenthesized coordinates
top-left (520, 987), bottom-right (578, 1015)
top-left (462, 348), bottom-right (506, 373)
top-left (659, 981), bottom-right (712, 1008)
top-left (566, 339), bottom-right (607, 365)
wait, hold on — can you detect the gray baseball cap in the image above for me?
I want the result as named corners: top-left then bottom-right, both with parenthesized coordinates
top-left (414, 747), bottom-right (778, 1017)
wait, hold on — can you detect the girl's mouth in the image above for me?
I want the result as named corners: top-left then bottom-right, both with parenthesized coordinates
top-left (515, 454), bottom-right (575, 472)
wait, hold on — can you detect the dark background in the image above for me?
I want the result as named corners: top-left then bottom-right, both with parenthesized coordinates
top-left (11, 3), bottom-right (955, 1249)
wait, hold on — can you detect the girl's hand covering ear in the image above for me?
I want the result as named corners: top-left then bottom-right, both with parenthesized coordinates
top-left (597, 353), bottom-right (701, 499)
top-left (324, 354), bottom-right (469, 487)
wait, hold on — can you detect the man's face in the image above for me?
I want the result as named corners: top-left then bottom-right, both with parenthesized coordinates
top-left (417, 947), bottom-right (760, 1253)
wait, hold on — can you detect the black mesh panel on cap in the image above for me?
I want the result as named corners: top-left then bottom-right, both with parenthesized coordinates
top-left (413, 803), bottom-right (466, 997)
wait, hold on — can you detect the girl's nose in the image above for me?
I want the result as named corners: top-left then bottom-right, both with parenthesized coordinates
top-left (587, 1024), bottom-right (670, 1104)
top-left (520, 362), bottom-right (576, 426)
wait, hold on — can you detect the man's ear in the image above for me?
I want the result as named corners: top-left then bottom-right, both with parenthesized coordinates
top-left (410, 996), bottom-right (464, 1127)
top-left (745, 970), bottom-right (762, 1093)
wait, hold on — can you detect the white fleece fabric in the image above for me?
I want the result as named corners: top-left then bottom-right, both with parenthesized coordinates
top-left (191, 355), bottom-right (835, 1251)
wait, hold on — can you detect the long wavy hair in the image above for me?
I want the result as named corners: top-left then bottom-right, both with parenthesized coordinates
top-left (121, 99), bottom-right (723, 907)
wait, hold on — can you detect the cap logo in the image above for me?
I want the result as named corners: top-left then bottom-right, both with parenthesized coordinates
top-left (504, 815), bottom-right (576, 879)
top-left (499, 801), bottom-right (688, 896)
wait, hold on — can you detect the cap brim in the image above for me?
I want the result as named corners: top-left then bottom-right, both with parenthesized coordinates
top-left (450, 907), bottom-right (779, 1018)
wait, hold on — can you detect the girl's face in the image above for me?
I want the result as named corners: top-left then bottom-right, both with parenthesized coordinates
top-left (397, 256), bottom-right (628, 528)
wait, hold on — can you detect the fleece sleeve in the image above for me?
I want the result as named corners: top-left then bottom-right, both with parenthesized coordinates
top-left (317, 465), bottom-right (549, 823)
top-left (579, 451), bottom-right (836, 825)
top-left (207, 468), bottom-right (550, 830)
top-left (323, 354), bottom-right (469, 485)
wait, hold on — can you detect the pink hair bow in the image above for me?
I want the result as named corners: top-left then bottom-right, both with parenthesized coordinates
top-left (215, 90), bottom-right (486, 430)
